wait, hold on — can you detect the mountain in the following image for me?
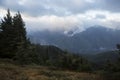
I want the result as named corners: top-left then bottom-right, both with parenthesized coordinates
top-left (29, 26), bottom-right (120, 54)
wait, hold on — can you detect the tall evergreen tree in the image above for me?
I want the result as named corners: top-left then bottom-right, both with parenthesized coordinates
top-left (12, 11), bottom-right (27, 49)
top-left (0, 9), bottom-right (14, 58)
top-left (0, 9), bottom-right (28, 58)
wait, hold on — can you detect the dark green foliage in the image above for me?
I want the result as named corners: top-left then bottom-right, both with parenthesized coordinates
top-left (109, 44), bottom-right (120, 72)
top-left (12, 11), bottom-right (27, 48)
top-left (0, 9), bottom-right (14, 58)
top-left (101, 44), bottom-right (120, 80)
top-left (56, 52), bottom-right (92, 71)
top-left (0, 9), bottom-right (28, 58)
top-left (14, 43), bottom-right (92, 71)
top-left (14, 45), bottom-right (39, 65)
top-left (29, 44), bottom-right (92, 71)
top-left (115, 44), bottom-right (120, 71)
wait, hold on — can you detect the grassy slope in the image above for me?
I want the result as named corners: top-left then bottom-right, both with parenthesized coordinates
top-left (0, 59), bottom-right (103, 80)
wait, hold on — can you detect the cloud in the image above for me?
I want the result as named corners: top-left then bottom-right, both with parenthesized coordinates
top-left (1, 8), bottom-right (120, 33)
top-left (85, 0), bottom-right (96, 3)
top-left (95, 14), bottom-right (106, 19)
top-left (24, 14), bottom-right (82, 32)
top-left (0, 0), bottom-right (120, 16)
top-left (0, 0), bottom-right (120, 34)
top-left (21, 10), bottom-right (120, 33)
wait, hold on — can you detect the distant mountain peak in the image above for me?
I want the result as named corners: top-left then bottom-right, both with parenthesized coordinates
top-left (64, 26), bottom-right (85, 37)
top-left (29, 25), bottom-right (120, 54)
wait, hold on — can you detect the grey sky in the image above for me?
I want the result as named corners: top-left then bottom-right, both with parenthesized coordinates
top-left (0, 0), bottom-right (120, 33)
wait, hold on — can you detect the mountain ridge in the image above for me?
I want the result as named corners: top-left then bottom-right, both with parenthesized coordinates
top-left (29, 26), bottom-right (120, 54)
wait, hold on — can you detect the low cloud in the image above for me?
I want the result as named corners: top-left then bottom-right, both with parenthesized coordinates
top-left (0, 0), bottom-right (120, 34)
top-left (22, 10), bottom-right (120, 33)
top-left (1, 8), bottom-right (120, 33)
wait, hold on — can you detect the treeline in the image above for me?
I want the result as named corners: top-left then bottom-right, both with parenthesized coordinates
top-left (99, 45), bottom-right (120, 80)
top-left (0, 10), bottom-right (92, 72)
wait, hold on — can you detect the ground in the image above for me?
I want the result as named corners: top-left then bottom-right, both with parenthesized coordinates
top-left (0, 59), bottom-right (102, 80)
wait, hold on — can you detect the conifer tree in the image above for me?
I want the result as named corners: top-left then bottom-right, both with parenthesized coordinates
top-left (0, 9), bottom-right (28, 58)
top-left (0, 9), bottom-right (14, 58)
top-left (12, 11), bottom-right (27, 49)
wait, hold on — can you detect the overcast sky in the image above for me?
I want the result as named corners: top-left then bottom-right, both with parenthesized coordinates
top-left (0, 0), bottom-right (120, 33)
